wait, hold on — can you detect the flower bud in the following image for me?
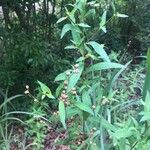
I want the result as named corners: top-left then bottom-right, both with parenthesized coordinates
top-left (25, 85), bottom-right (29, 89)
top-left (92, 105), bottom-right (96, 109)
top-left (64, 80), bottom-right (68, 86)
top-left (74, 64), bottom-right (79, 68)
top-left (66, 71), bottom-right (71, 76)
top-left (24, 90), bottom-right (29, 94)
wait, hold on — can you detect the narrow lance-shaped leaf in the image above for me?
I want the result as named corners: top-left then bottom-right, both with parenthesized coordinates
top-left (55, 70), bottom-right (72, 82)
top-left (67, 62), bottom-right (84, 92)
top-left (61, 24), bottom-right (73, 39)
top-left (71, 26), bottom-right (82, 46)
top-left (114, 12), bottom-right (128, 18)
top-left (75, 101), bottom-right (94, 115)
top-left (86, 62), bottom-right (124, 72)
top-left (144, 92), bottom-right (150, 112)
top-left (78, 23), bottom-right (91, 28)
top-left (100, 10), bottom-right (107, 33)
top-left (56, 17), bottom-right (67, 24)
top-left (65, 45), bottom-right (77, 50)
top-left (143, 49), bottom-right (150, 100)
top-left (107, 61), bottom-right (131, 95)
top-left (87, 41), bottom-right (110, 62)
top-left (59, 101), bottom-right (67, 129)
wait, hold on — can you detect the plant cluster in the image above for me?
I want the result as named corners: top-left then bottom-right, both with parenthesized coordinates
top-left (0, 0), bottom-right (150, 150)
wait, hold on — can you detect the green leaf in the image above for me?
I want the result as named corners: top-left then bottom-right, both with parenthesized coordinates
top-left (107, 60), bottom-right (131, 95)
top-left (78, 23), bottom-right (91, 28)
top-left (56, 17), bottom-right (67, 24)
top-left (67, 62), bottom-right (84, 92)
top-left (55, 72), bottom-right (66, 82)
top-left (0, 95), bottom-right (22, 110)
top-left (59, 101), bottom-right (67, 129)
top-left (55, 70), bottom-right (72, 82)
top-left (71, 26), bottom-right (82, 46)
top-left (89, 116), bottom-right (116, 131)
top-left (55, 83), bottom-right (64, 98)
top-left (140, 112), bottom-right (150, 122)
top-left (143, 49), bottom-right (150, 100)
top-left (64, 45), bottom-right (77, 50)
top-left (144, 92), bottom-right (150, 112)
top-left (100, 11), bottom-right (107, 33)
top-left (61, 24), bottom-right (72, 39)
top-left (75, 101), bottom-right (94, 115)
top-left (113, 127), bottom-right (137, 139)
top-left (86, 62), bottom-right (124, 72)
top-left (66, 106), bottom-right (78, 118)
top-left (87, 41), bottom-right (110, 62)
top-left (76, 57), bottom-right (85, 62)
top-left (37, 81), bottom-right (54, 99)
top-left (82, 90), bottom-right (92, 105)
top-left (115, 13), bottom-right (128, 18)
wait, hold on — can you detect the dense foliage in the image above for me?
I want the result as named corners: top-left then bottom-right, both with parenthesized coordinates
top-left (0, 0), bottom-right (149, 150)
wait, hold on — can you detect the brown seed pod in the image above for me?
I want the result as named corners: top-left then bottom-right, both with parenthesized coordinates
top-left (61, 93), bottom-right (68, 99)
top-left (72, 90), bottom-right (77, 95)
top-left (64, 80), bottom-right (68, 86)
top-left (74, 64), bottom-right (79, 68)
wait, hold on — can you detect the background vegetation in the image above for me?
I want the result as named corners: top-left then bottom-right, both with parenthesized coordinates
top-left (0, 0), bottom-right (149, 149)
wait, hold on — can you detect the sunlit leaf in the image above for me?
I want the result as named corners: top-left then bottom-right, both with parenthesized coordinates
top-left (115, 13), bottom-right (128, 18)
top-left (55, 72), bottom-right (66, 82)
top-left (37, 81), bottom-right (54, 99)
top-left (56, 17), bottom-right (67, 24)
top-left (65, 45), bottom-right (77, 50)
top-left (100, 11), bottom-right (107, 33)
